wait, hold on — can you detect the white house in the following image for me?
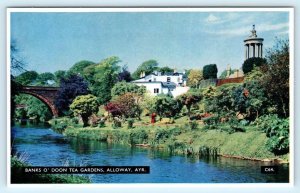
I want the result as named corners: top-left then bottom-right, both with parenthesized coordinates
top-left (132, 71), bottom-right (189, 97)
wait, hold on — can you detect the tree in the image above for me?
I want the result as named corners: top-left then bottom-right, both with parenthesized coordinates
top-left (55, 75), bottom-right (89, 115)
top-left (242, 57), bottom-right (266, 74)
top-left (54, 70), bottom-right (66, 85)
top-left (10, 40), bottom-right (26, 74)
top-left (132, 60), bottom-right (159, 79)
top-left (153, 95), bottom-right (182, 121)
top-left (203, 64), bottom-right (218, 79)
top-left (104, 102), bottom-right (123, 118)
top-left (68, 60), bottom-right (95, 76)
top-left (70, 94), bottom-right (98, 127)
top-left (36, 72), bottom-right (55, 86)
top-left (261, 39), bottom-right (289, 117)
top-left (117, 65), bottom-right (132, 82)
top-left (187, 69), bottom-right (203, 88)
top-left (111, 82), bottom-right (146, 98)
top-left (177, 92), bottom-right (202, 118)
top-left (87, 56), bottom-right (121, 104)
top-left (14, 95), bottom-right (52, 122)
top-left (114, 93), bottom-right (143, 119)
top-left (15, 71), bottom-right (38, 85)
top-left (158, 66), bottom-right (174, 75)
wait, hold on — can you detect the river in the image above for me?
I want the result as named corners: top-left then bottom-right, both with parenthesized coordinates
top-left (11, 124), bottom-right (289, 183)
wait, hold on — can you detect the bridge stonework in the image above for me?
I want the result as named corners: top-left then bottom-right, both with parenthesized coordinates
top-left (19, 86), bottom-right (60, 117)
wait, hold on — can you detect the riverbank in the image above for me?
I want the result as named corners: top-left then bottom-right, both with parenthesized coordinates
top-left (56, 121), bottom-right (289, 163)
top-left (11, 156), bottom-right (90, 184)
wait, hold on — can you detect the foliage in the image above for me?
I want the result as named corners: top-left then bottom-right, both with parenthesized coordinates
top-left (68, 60), bottom-right (95, 76)
top-left (132, 59), bottom-right (159, 79)
top-left (85, 56), bottom-right (121, 104)
top-left (15, 71), bottom-right (38, 85)
top-left (152, 95), bottom-right (182, 120)
top-left (117, 65), bottom-right (132, 82)
top-left (187, 69), bottom-right (203, 88)
top-left (189, 121), bottom-right (199, 130)
top-left (203, 64), bottom-right (218, 79)
top-left (219, 68), bottom-right (236, 79)
top-left (244, 66), bottom-right (265, 83)
top-left (14, 95), bottom-right (52, 122)
top-left (114, 93), bottom-right (143, 119)
top-left (158, 66), bottom-right (174, 74)
top-left (242, 57), bottom-right (266, 74)
top-left (70, 94), bottom-right (98, 127)
top-left (261, 39), bottom-right (289, 118)
top-left (127, 118), bottom-right (134, 129)
top-left (111, 81), bottom-right (146, 97)
top-left (256, 114), bottom-right (289, 155)
top-left (36, 72), bottom-right (55, 85)
top-left (54, 70), bottom-right (66, 85)
top-left (177, 92), bottom-right (202, 118)
top-left (104, 102), bottom-right (123, 117)
top-left (55, 74), bottom-right (89, 115)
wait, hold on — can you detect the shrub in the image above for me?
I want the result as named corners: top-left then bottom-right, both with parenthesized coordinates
top-left (189, 121), bottom-right (199, 130)
top-left (127, 118), bottom-right (134, 129)
top-left (112, 118), bottom-right (122, 129)
top-left (202, 115), bottom-right (219, 125)
top-left (98, 119), bottom-right (105, 128)
top-left (256, 114), bottom-right (289, 155)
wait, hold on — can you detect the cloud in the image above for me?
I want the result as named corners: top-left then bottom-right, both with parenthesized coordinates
top-left (205, 22), bottom-right (289, 36)
top-left (205, 14), bottom-right (220, 23)
top-left (204, 13), bottom-right (241, 25)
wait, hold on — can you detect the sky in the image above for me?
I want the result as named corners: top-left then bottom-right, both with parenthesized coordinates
top-left (10, 11), bottom-right (290, 75)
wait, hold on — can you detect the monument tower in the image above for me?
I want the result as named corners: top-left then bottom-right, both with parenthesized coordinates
top-left (244, 25), bottom-right (264, 60)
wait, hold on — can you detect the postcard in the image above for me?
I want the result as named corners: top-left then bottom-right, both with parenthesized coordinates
top-left (7, 7), bottom-right (294, 185)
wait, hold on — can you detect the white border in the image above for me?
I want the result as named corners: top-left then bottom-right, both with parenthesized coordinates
top-left (6, 7), bottom-right (294, 188)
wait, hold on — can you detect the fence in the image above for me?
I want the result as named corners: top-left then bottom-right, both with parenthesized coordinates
top-left (216, 77), bottom-right (244, 87)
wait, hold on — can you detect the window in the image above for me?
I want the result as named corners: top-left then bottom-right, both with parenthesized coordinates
top-left (154, 77), bottom-right (156, 81)
top-left (167, 77), bottom-right (171, 82)
top-left (154, 88), bottom-right (159, 93)
top-left (149, 80), bottom-right (152, 82)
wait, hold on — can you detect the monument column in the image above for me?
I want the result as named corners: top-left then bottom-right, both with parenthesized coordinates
top-left (243, 25), bottom-right (264, 60)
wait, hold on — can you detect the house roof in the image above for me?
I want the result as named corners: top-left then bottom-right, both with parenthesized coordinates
top-left (161, 82), bottom-right (176, 89)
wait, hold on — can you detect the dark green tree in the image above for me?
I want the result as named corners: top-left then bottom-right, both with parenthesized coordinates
top-left (158, 66), bottom-right (174, 75)
top-left (15, 71), bottom-right (38, 85)
top-left (242, 57), bottom-right (266, 74)
top-left (203, 64), bottom-right (218, 79)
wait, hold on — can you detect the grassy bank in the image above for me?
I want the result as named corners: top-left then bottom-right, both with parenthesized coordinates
top-left (53, 118), bottom-right (289, 162)
top-left (11, 156), bottom-right (90, 184)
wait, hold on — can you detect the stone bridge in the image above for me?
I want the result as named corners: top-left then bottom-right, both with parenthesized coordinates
top-left (19, 86), bottom-right (60, 117)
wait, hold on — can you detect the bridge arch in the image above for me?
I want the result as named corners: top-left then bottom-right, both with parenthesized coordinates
top-left (18, 86), bottom-right (60, 117)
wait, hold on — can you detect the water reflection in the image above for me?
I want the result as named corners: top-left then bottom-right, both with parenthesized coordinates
top-left (12, 125), bottom-right (289, 183)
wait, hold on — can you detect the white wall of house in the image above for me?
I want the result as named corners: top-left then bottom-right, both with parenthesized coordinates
top-left (134, 82), bottom-right (169, 96)
top-left (135, 74), bottom-right (185, 86)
